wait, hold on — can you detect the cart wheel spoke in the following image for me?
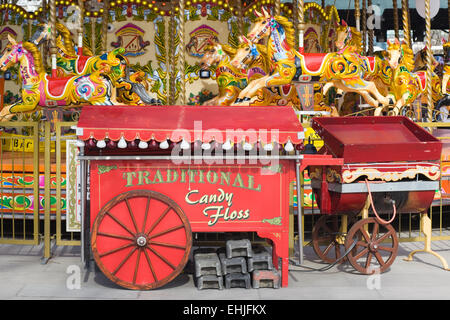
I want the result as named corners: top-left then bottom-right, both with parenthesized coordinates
top-left (97, 232), bottom-right (134, 241)
top-left (356, 241), bottom-right (368, 248)
top-left (105, 211), bottom-right (136, 237)
top-left (354, 247), bottom-right (369, 260)
top-left (322, 241), bottom-right (335, 256)
top-left (147, 245), bottom-right (176, 270)
top-left (359, 227), bottom-right (371, 243)
top-left (92, 190), bottom-right (192, 290)
top-left (125, 198), bottom-right (139, 233)
top-left (143, 246), bottom-right (158, 282)
top-left (99, 243), bottom-right (134, 258)
top-left (113, 247), bottom-right (137, 276)
top-left (374, 251), bottom-right (386, 267)
top-left (371, 223), bottom-right (379, 241)
top-left (133, 250), bottom-right (142, 285)
top-left (375, 229), bottom-right (394, 244)
top-left (377, 245), bottom-right (395, 253)
top-left (148, 224), bottom-right (185, 240)
top-left (365, 252), bottom-right (372, 269)
top-left (141, 196), bottom-right (151, 233)
top-left (146, 206), bottom-right (172, 236)
top-left (312, 215), bottom-right (347, 264)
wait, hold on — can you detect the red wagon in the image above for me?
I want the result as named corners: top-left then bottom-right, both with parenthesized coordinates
top-left (76, 105), bottom-right (340, 290)
top-left (309, 116), bottom-right (442, 274)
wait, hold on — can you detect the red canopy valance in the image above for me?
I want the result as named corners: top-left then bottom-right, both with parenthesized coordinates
top-left (76, 105), bottom-right (304, 144)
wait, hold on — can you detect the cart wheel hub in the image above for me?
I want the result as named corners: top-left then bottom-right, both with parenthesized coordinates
top-left (369, 242), bottom-right (378, 252)
top-left (136, 235), bottom-right (147, 247)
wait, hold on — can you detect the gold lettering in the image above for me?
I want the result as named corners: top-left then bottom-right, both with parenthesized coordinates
top-left (206, 171), bottom-right (218, 184)
top-left (123, 172), bottom-right (136, 187)
top-left (198, 170), bottom-right (205, 183)
top-left (219, 172), bottom-right (231, 186)
top-left (188, 170), bottom-right (197, 183)
top-left (153, 170), bottom-right (164, 183)
top-left (137, 171), bottom-right (151, 185)
top-left (180, 169), bottom-right (187, 183)
top-left (247, 175), bottom-right (261, 191)
top-left (166, 169), bottom-right (178, 183)
top-left (232, 173), bottom-right (245, 188)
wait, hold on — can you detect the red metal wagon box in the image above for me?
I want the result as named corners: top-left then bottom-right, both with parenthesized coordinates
top-left (76, 105), bottom-right (335, 290)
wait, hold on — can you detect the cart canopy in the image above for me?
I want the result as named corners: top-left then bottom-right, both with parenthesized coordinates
top-left (76, 105), bottom-right (304, 144)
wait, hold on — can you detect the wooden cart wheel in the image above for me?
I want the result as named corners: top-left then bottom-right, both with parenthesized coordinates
top-left (91, 190), bottom-right (192, 290)
top-left (344, 218), bottom-right (398, 274)
top-left (312, 215), bottom-right (349, 264)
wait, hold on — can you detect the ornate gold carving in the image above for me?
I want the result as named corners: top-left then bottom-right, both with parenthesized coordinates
top-left (342, 166), bottom-right (440, 183)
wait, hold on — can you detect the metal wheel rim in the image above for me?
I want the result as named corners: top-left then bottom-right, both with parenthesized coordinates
top-left (344, 218), bottom-right (398, 274)
top-left (312, 215), bottom-right (346, 264)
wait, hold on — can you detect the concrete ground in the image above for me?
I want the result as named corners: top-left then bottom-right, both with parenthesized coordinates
top-left (1, 240), bottom-right (450, 301)
top-left (0, 241), bottom-right (450, 300)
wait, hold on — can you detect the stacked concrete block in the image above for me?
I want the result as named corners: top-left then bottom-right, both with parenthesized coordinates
top-left (226, 239), bottom-right (253, 258)
top-left (224, 272), bottom-right (252, 289)
top-left (252, 270), bottom-right (281, 289)
top-left (194, 251), bottom-right (223, 290)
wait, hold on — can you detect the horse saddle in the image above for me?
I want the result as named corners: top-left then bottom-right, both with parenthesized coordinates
top-left (45, 75), bottom-right (73, 97)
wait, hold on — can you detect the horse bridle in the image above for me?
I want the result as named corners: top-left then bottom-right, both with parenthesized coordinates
top-left (251, 17), bottom-right (276, 43)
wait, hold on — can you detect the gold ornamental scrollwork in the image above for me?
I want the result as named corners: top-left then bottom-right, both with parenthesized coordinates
top-left (342, 166), bottom-right (440, 183)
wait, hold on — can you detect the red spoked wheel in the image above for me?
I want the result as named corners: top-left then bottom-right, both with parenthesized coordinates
top-left (344, 218), bottom-right (398, 274)
top-left (91, 190), bottom-right (192, 290)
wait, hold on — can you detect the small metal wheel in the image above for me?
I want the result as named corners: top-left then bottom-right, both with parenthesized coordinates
top-left (312, 215), bottom-right (353, 264)
top-left (91, 190), bottom-right (192, 290)
top-left (344, 218), bottom-right (398, 274)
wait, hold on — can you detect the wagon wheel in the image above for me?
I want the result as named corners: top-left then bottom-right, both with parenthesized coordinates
top-left (344, 218), bottom-right (398, 274)
top-left (312, 215), bottom-right (354, 264)
top-left (91, 190), bottom-right (192, 290)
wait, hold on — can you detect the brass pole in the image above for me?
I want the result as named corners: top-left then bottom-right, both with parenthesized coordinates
top-left (362, 0), bottom-right (367, 53)
top-left (298, 0), bottom-right (305, 50)
top-left (393, 0), bottom-right (399, 39)
top-left (42, 121), bottom-right (51, 263)
top-left (49, 0), bottom-right (57, 77)
top-left (367, 0), bottom-right (373, 55)
top-left (425, 0), bottom-right (434, 121)
top-left (274, 0), bottom-right (281, 16)
top-left (237, 0), bottom-right (243, 35)
top-left (293, 0), bottom-right (299, 49)
top-left (354, 0), bottom-right (360, 31)
top-left (179, 0), bottom-right (186, 105)
top-left (101, 0), bottom-right (109, 54)
top-left (402, 0), bottom-right (410, 46)
top-left (77, 0), bottom-right (84, 56)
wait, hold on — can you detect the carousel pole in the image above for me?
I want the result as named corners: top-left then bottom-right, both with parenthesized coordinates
top-left (425, 0), bottom-right (434, 121)
top-left (274, 0), bottom-right (281, 16)
top-left (401, 0), bottom-right (410, 47)
top-left (367, 0), bottom-right (373, 55)
top-left (49, 0), bottom-right (57, 78)
top-left (298, 0), bottom-right (305, 52)
top-left (101, 0), bottom-right (109, 54)
top-left (393, 0), bottom-right (399, 39)
top-left (354, 0), bottom-right (360, 31)
top-left (362, 0), bottom-right (366, 53)
top-left (293, 0), bottom-right (299, 49)
top-left (237, 0), bottom-right (243, 35)
top-left (179, 0), bottom-right (186, 105)
top-left (77, 0), bottom-right (84, 56)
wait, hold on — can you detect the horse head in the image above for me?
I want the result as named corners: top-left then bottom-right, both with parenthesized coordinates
top-left (230, 36), bottom-right (259, 69)
top-left (0, 35), bottom-right (21, 72)
top-left (335, 20), bottom-right (352, 51)
top-left (199, 42), bottom-right (226, 70)
top-left (247, 7), bottom-right (274, 43)
top-left (386, 38), bottom-right (403, 69)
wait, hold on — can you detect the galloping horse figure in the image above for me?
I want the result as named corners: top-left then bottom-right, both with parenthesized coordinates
top-left (0, 35), bottom-right (117, 120)
top-left (31, 22), bottom-right (153, 105)
top-left (433, 40), bottom-right (450, 120)
top-left (386, 38), bottom-right (442, 115)
top-left (199, 40), bottom-right (267, 106)
top-left (237, 8), bottom-right (391, 110)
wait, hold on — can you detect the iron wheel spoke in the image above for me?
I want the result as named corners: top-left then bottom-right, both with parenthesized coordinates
top-left (141, 196), bottom-right (151, 233)
top-left (133, 250), bottom-right (142, 285)
top-left (374, 251), bottom-right (386, 267)
top-left (146, 206), bottom-right (172, 236)
top-left (375, 230), bottom-right (394, 244)
top-left (354, 247), bottom-right (369, 260)
top-left (143, 247), bottom-right (158, 282)
top-left (125, 198), bottom-right (139, 233)
top-left (365, 252), bottom-right (372, 269)
top-left (149, 240), bottom-right (186, 250)
top-left (97, 232), bottom-right (134, 241)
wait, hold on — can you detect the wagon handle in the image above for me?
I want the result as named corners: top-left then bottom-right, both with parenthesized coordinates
top-left (365, 179), bottom-right (397, 225)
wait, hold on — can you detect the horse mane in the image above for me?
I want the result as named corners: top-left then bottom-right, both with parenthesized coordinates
top-left (336, 25), bottom-right (362, 53)
top-left (56, 22), bottom-right (93, 57)
top-left (388, 41), bottom-right (414, 71)
top-left (255, 15), bottom-right (295, 49)
top-left (22, 42), bottom-right (45, 75)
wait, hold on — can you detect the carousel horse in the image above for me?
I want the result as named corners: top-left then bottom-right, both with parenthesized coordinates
top-left (199, 41), bottom-right (265, 106)
top-left (235, 7), bottom-right (391, 110)
top-left (0, 35), bottom-right (117, 120)
top-left (30, 22), bottom-right (154, 105)
top-left (386, 38), bottom-right (442, 115)
top-left (434, 40), bottom-right (450, 121)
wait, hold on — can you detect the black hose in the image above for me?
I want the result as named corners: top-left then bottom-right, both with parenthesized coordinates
top-left (289, 239), bottom-right (358, 272)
